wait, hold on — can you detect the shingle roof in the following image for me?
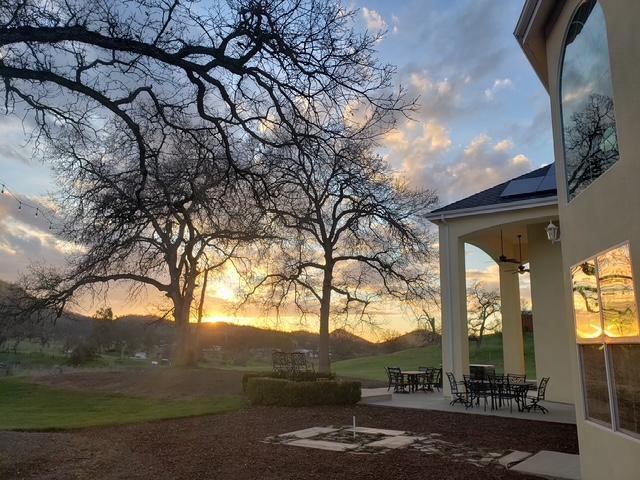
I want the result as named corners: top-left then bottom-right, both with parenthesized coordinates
top-left (429, 164), bottom-right (557, 216)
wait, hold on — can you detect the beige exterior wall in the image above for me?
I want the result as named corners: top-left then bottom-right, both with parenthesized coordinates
top-left (527, 223), bottom-right (573, 403)
top-left (545, 0), bottom-right (640, 477)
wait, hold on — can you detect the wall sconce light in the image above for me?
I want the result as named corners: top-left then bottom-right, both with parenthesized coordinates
top-left (545, 221), bottom-right (560, 243)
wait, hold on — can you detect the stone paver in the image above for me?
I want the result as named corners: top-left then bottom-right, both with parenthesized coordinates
top-left (366, 435), bottom-right (419, 449)
top-left (287, 439), bottom-right (358, 452)
top-left (283, 427), bottom-right (338, 438)
top-left (498, 450), bottom-right (532, 467)
top-left (510, 450), bottom-right (581, 480)
top-left (353, 427), bottom-right (405, 436)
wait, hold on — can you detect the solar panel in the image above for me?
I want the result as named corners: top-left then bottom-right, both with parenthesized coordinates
top-left (537, 164), bottom-right (556, 192)
top-left (500, 177), bottom-right (544, 198)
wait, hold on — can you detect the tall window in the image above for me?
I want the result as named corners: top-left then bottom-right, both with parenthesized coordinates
top-left (560, 1), bottom-right (619, 201)
top-left (571, 243), bottom-right (640, 436)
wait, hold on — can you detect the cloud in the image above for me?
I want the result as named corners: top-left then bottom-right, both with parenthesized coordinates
top-left (391, 15), bottom-right (399, 34)
top-left (493, 139), bottom-right (514, 153)
top-left (362, 7), bottom-right (386, 32)
top-left (484, 77), bottom-right (513, 100)
top-left (464, 133), bottom-right (491, 156)
top-left (386, 127), bottom-right (533, 207)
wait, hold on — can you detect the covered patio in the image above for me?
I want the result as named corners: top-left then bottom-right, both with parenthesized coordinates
top-left (360, 388), bottom-right (576, 425)
top-left (426, 165), bottom-right (574, 405)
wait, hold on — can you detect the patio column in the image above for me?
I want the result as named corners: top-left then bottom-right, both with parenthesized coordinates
top-left (499, 264), bottom-right (525, 375)
top-left (438, 222), bottom-right (469, 396)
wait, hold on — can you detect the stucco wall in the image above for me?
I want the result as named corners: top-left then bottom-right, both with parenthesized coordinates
top-left (545, 0), bottom-right (640, 477)
top-left (527, 223), bottom-right (573, 403)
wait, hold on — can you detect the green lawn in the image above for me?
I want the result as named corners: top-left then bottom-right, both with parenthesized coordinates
top-left (333, 333), bottom-right (536, 382)
top-left (0, 341), bottom-right (152, 369)
top-left (0, 378), bottom-right (246, 431)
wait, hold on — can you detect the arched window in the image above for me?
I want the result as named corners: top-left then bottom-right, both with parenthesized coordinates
top-left (560, 0), bottom-right (618, 201)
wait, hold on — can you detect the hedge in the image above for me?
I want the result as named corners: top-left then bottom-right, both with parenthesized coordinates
top-left (241, 371), bottom-right (335, 393)
top-left (246, 377), bottom-right (361, 406)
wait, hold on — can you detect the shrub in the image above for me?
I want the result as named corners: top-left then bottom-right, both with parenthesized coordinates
top-left (241, 371), bottom-right (335, 392)
top-left (67, 343), bottom-right (98, 366)
top-left (246, 378), bottom-right (361, 406)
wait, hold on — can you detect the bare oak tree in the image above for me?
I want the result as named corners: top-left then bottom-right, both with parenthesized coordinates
top-left (467, 281), bottom-right (501, 345)
top-left (0, 0), bottom-right (407, 363)
top-left (13, 128), bottom-right (263, 364)
top-left (242, 137), bottom-right (438, 372)
top-left (0, 0), bottom-right (404, 199)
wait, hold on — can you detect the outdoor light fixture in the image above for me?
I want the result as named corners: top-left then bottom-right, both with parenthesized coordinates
top-left (545, 221), bottom-right (560, 243)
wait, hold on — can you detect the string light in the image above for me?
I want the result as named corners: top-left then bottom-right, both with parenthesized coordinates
top-left (0, 178), bottom-right (57, 230)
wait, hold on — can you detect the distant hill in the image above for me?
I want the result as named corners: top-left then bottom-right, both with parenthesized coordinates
top-left (379, 329), bottom-right (441, 352)
top-left (196, 322), bottom-right (378, 359)
top-left (0, 279), bottom-right (424, 360)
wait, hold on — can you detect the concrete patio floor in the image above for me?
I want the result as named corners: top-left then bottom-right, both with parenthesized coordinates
top-left (360, 388), bottom-right (576, 425)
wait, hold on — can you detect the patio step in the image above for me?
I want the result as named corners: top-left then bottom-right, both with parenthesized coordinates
top-left (510, 450), bottom-right (581, 479)
top-left (360, 387), bottom-right (392, 403)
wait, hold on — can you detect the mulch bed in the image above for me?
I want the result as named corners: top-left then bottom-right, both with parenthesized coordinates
top-left (0, 404), bottom-right (578, 480)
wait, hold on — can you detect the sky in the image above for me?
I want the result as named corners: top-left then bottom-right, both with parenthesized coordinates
top-left (0, 0), bottom-right (551, 339)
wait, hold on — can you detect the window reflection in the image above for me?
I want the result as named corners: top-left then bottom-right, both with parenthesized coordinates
top-left (561, 1), bottom-right (619, 200)
top-left (581, 344), bottom-right (611, 425)
top-left (611, 345), bottom-right (640, 435)
top-left (598, 245), bottom-right (639, 338)
top-left (572, 260), bottom-right (602, 339)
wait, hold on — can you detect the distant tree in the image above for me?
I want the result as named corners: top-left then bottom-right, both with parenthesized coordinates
top-left (90, 306), bottom-right (115, 353)
top-left (242, 135), bottom-right (438, 373)
top-left (467, 282), bottom-right (501, 345)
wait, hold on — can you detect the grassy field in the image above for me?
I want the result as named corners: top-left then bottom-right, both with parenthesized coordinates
top-left (0, 341), bottom-right (150, 370)
top-left (332, 333), bottom-right (536, 382)
top-left (0, 377), bottom-right (246, 431)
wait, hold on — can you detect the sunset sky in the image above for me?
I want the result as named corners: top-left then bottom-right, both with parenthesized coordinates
top-left (0, 0), bottom-right (549, 339)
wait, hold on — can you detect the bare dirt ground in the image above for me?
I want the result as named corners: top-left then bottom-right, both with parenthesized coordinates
top-left (0, 404), bottom-right (578, 480)
top-left (28, 367), bottom-right (245, 399)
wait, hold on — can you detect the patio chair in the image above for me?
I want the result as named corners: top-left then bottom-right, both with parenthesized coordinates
top-left (464, 374), bottom-right (490, 411)
top-left (418, 366), bottom-right (434, 391)
top-left (432, 368), bottom-right (443, 392)
top-left (489, 374), bottom-right (514, 412)
top-left (507, 373), bottom-right (526, 384)
top-left (524, 377), bottom-right (550, 414)
top-left (446, 372), bottom-right (469, 407)
top-left (385, 367), bottom-right (407, 393)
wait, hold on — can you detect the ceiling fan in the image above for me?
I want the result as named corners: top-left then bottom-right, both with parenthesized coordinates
top-left (499, 230), bottom-right (520, 264)
top-left (499, 231), bottom-right (530, 275)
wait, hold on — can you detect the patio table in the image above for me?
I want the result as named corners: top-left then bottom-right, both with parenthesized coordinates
top-left (402, 371), bottom-right (427, 393)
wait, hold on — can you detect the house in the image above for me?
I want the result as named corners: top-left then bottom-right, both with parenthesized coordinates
top-left (429, 2), bottom-right (640, 479)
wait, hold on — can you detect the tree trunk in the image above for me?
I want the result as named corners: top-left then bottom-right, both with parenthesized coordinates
top-left (318, 264), bottom-right (333, 374)
top-left (194, 270), bottom-right (209, 357)
top-left (172, 294), bottom-right (194, 366)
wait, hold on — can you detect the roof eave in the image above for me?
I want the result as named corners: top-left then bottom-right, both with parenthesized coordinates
top-left (513, 0), bottom-right (563, 92)
top-left (426, 196), bottom-right (558, 223)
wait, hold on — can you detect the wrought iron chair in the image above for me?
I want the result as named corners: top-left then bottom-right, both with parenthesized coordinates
top-left (385, 367), bottom-right (407, 393)
top-left (524, 377), bottom-right (550, 414)
top-left (432, 368), bottom-right (443, 392)
top-left (418, 366), bottom-right (434, 391)
top-left (464, 374), bottom-right (491, 411)
top-left (507, 373), bottom-right (526, 384)
top-left (446, 372), bottom-right (469, 407)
